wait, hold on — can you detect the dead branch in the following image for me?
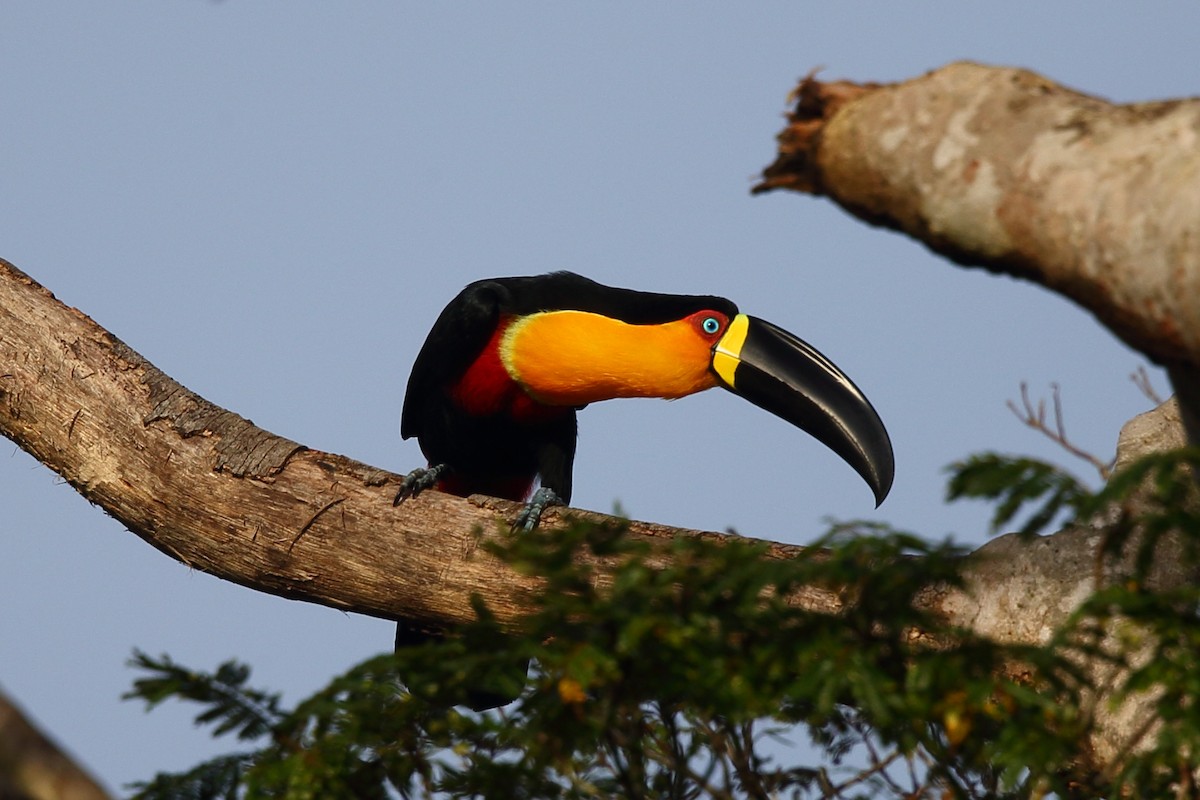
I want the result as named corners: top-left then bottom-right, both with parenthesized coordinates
top-left (1133, 366), bottom-right (1165, 407)
top-left (757, 62), bottom-right (1200, 381)
top-left (1007, 382), bottom-right (1114, 479)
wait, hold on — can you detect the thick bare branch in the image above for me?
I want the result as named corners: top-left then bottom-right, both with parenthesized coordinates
top-left (0, 258), bottom-right (837, 635)
top-left (0, 685), bottom-right (111, 800)
top-left (757, 62), bottom-right (1200, 374)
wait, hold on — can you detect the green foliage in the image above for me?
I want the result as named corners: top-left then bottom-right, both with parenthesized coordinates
top-left (126, 448), bottom-right (1200, 799)
top-left (1064, 582), bottom-right (1200, 793)
top-left (131, 754), bottom-right (255, 800)
top-left (945, 454), bottom-right (1092, 537)
top-left (126, 651), bottom-right (284, 740)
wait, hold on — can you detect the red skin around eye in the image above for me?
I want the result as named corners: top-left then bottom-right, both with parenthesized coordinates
top-left (686, 310), bottom-right (730, 342)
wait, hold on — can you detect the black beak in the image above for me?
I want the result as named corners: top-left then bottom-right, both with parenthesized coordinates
top-left (711, 315), bottom-right (894, 506)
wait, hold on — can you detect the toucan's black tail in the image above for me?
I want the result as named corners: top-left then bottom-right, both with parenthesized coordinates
top-left (395, 622), bottom-right (528, 712)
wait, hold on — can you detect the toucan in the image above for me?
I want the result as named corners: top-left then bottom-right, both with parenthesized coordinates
top-left (394, 271), bottom-right (894, 708)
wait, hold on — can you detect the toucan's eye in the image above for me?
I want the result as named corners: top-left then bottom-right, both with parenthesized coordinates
top-left (701, 316), bottom-right (721, 335)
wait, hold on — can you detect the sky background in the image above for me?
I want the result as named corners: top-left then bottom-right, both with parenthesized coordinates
top-left (1, 2), bottom-right (1194, 792)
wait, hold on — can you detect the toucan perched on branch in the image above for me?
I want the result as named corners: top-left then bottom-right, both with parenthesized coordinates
top-left (394, 271), bottom-right (894, 708)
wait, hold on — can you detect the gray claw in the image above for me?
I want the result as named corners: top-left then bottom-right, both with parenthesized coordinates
top-left (512, 487), bottom-right (563, 532)
top-left (394, 464), bottom-right (450, 505)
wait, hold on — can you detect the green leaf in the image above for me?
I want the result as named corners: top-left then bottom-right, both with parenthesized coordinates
top-left (946, 453), bottom-right (1092, 536)
top-left (124, 650), bottom-right (283, 741)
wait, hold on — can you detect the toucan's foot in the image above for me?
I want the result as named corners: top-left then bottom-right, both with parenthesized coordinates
top-left (394, 464), bottom-right (450, 505)
top-left (512, 487), bottom-right (563, 532)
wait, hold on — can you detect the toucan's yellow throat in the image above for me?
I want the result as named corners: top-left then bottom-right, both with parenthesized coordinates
top-left (500, 309), bottom-right (729, 406)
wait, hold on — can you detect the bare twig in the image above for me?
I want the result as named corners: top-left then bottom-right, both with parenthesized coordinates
top-left (912, 746), bottom-right (937, 798)
top-left (905, 749), bottom-right (923, 797)
top-left (1007, 382), bottom-right (1114, 479)
top-left (727, 721), bottom-right (770, 799)
top-left (1132, 366), bottom-right (1165, 406)
top-left (860, 727), bottom-right (911, 797)
top-left (830, 747), bottom-right (904, 796)
top-left (688, 717), bottom-right (739, 799)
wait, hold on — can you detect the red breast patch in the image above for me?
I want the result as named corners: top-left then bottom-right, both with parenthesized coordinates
top-left (449, 319), bottom-right (566, 423)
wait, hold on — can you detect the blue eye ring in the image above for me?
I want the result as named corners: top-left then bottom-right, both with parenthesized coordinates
top-left (701, 316), bottom-right (721, 335)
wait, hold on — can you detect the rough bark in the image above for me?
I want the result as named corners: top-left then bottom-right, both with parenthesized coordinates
top-left (0, 686), bottom-right (111, 800)
top-left (0, 255), bottom-right (1189, 777)
top-left (756, 62), bottom-right (1200, 398)
top-left (942, 398), bottom-right (1192, 774)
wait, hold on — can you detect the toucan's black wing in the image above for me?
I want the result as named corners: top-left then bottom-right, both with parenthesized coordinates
top-left (400, 273), bottom-right (598, 440)
top-left (400, 277), bottom-right (579, 504)
top-left (401, 280), bottom-right (508, 441)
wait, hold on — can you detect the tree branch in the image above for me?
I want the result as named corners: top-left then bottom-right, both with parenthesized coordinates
top-left (0, 257), bottom-right (838, 635)
top-left (0, 685), bottom-right (112, 800)
top-left (756, 61), bottom-right (1200, 376)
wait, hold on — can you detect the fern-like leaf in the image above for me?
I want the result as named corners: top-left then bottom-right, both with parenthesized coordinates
top-left (946, 454), bottom-right (1092, 537)
top-left (124, 650), bottom-right (283, 741)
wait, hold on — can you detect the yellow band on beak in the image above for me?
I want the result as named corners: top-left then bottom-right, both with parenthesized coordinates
top-left (711, 313), bottom-right (750, 387)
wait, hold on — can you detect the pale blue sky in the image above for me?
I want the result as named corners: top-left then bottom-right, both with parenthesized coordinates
top-left (2, 2), bottom-right (1192, 791)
